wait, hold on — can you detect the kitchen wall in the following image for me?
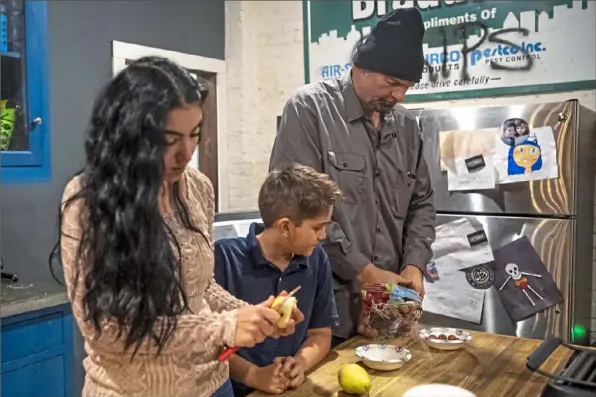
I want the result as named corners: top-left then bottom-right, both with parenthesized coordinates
top-left (225, 0), bottom-right (596, 341)
top-left (0, 0), bottom-right (225, 393)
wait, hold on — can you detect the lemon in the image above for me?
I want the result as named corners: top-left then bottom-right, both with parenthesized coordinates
top-left (338, 363), bottom-right (372, 395)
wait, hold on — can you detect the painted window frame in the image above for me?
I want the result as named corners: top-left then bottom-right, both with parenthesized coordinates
top-left (1, 1), bottom-right (51, 183)
top-left (111, 41), bottom-right (230, 211)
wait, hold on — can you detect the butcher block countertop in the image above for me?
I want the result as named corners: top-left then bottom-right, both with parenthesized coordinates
top-left (249, 331), bottom-right (573, 397)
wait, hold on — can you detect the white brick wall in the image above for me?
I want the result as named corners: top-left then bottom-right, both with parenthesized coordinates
top-left (225, 1), bottom-right (596, 341)
top-left (225, 1), bottom-right (304, 211)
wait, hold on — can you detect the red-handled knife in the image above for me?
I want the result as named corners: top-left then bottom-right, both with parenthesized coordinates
top-left (218, 286), bottom-right (301, 362)
top-left (218, 345), bottom-right (240, 362)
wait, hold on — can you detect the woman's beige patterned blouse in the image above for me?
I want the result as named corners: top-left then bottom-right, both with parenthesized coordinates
top-left (61, 168), bottom-right (246, 397)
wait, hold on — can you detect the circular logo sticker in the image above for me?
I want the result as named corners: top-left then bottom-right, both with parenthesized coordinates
top-left (464, 263), bottom-right (496, 290)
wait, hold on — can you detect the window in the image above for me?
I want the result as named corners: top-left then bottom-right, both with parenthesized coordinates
top-left (0, 1), bottom-right (50, 183)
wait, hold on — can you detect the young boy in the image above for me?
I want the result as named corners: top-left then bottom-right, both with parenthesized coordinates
top-left (214, 164), bottom-right (341, 396)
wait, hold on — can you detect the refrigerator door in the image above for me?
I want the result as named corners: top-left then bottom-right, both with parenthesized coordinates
top-left (420, 214), bottom-right (575, 342)
top-left (414, 101), bottom-right (578, 216)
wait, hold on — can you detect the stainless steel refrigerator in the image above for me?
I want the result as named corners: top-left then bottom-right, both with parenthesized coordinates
top-left (413, 100), bottom-right (596, 346)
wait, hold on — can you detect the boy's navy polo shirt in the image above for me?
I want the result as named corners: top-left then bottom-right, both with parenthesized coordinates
top-left (214, 223), bottom-right (338, 394)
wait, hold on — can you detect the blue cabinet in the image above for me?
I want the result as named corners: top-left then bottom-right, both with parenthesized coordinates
top-left (2, 356), bottom-right (66, 397)
top-left (1, 0), bottom-right (50, 183)
top-left (1, 304), bottom-right (75, 397)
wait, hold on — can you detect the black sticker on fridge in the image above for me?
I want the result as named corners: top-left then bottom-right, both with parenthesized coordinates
top-left (492, 236), bottom-right (563, 323)
top-left (467, 230), bottom-right (488, 247)
top-left (464, 154), bottom-right (486, 172)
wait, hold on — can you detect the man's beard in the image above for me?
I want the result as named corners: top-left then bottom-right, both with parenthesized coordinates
top-left (369, 99), bottom-right (397, 114)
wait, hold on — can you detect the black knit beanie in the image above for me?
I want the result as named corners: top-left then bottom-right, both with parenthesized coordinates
top-left (353, 8), bottom-right (425, 83)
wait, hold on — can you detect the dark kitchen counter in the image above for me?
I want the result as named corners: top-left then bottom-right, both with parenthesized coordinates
top-left (0, 278), bottom-right (68, 318)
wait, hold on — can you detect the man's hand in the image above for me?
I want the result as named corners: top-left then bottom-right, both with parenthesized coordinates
top-left (280, 357), bottom-right (306, 389)
top-left (357, 263), bottom-right (412, 286)
top-left (396, 265), bottom-right (424, 314)
top-left (400, 265), bottom-right (424, 296)
top-left (249, 358), bottom-right (290, 395)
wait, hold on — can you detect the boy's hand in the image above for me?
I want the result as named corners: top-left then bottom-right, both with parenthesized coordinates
top-left (280, 357), bottom-right (306, 389)
top-left (251, 357), bottom-right (289, 394)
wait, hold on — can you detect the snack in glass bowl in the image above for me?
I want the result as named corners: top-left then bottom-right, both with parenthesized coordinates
top-left (358, 283), bottom-right (423, 339)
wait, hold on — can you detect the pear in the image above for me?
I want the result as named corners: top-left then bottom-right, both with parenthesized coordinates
top-left (338, 363), bottom-right (372, 396)
top-left (272, 296), bottom-right (297, 328)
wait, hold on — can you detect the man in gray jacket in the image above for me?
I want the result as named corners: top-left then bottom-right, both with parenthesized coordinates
top-left (269, 8), bottom-right (436, 344)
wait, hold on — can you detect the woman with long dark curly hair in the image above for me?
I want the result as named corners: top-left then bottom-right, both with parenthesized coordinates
top-left (55, 57), bottom-right (297, 397)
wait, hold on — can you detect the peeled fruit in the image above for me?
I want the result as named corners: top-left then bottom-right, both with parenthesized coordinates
top-left (272, 296), bottom-right (297, 328)
top-left (338, 363), bottom-right (372, 396)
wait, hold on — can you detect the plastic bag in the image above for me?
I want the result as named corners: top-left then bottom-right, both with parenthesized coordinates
top-left (358, 283), bottom-right (423, 340)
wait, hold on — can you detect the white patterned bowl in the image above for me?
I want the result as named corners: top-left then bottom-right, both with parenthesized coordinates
top-left (419, 327), bottom-right (472, 351)
top-left (354, 344), bottom-right (412, 371)
top-left (403, 384), bottom-right (477, 397)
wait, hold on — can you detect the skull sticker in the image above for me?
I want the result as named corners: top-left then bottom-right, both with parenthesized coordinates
top-left (499, 262), bottom-right (544, 306)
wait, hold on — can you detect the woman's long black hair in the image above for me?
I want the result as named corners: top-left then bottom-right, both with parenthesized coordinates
top-left (49, 56), bottom-right (208, 356)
